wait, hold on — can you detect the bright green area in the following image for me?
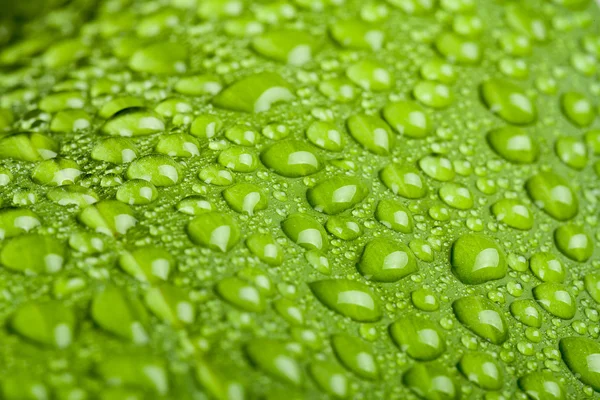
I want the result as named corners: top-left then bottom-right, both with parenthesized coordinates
top-left (1, 0), bottom-right (600, 399)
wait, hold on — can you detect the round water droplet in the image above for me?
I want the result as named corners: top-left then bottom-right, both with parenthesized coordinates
top-left (225, 124), bottom-right (259, 146)
top-left (518, 371), bottom-right (565, 400)
top-left (452, 296), bottom-right (508, 344)
top-left (533, 282), bottom-right (576, 319)
top-left (102, 107), bottom-right (165, 137)
top-left (419, 155), bottom-right (455, 181)
top-left (439, 183), bottom-right (473, 210)
top-left (382, 100), bottom-right (431, 139)
top-left (282, 213), bottom-right (328, 250)
top-left (129, 41), bottom-right (187, 74)
top-left (308, 361), bottom-right (348, 398)
top-left (47, 185), bottom-right (99, 207)
top-left (358, 238), bottom-right (417, 282)
top-left (91, 138), bottom-right (139, 164)
top-left (218, 147), bottom-right (259, 172)
top-left (555, 136), bottom-right (588, 170)
top-left (403, 363), bottom-right (459, 400)
top-left (413, 81), bottom-right (453, 109)
top-left (245, 339), bottom-right (302, 385)
top-left (213, 72), bottom-right (294, 113)
top-left (458, 352), bottom-right (503, 391)
top-left (529, 252), bottom-right (565, 283)
top-left (510, 299), bottom-right (543, 327)
top-left (347, 114), bottom-right (395, 155)
top-left (491, 199), bottom-right (534, 230)
top-left (32, 158), bottom-right (81, 186)
top-left (525, 172), bottom-right (578, 221)
top-left (486, 126), bottom-right (538, 164)
top-left (307, 176), bottom-right (369, 215)
top-left (435, 31), bottom-right (482, 65)
top-left (309, 279), bottom-right (382, 322)
top-left (216, 276), bottom-right (266, 312)
top-left (116, 180), bottom-right (158, 205)
top-left (155, 133), bottom-right (200, 158)
top-left (261, 140), bottom-right (323, 177)
top-left (127, 154), bottom-right (182, 186)
top-left (252, 30), bottom-right (319, 65)
top-left (561, 92), bottom-right (595, 127)
top-left (554, 224), bottom-right (593, 262)
top-left (375, 199), bottom-right (414, 233)
top-left (380, 163), bottom-right (427, 198)
top-left (325, 216), bottom-right (362, 241)
top-left (199, 164), bottom-right (235, 186)
top-left (560, 337), bottom-right (600, 391)
top-left (331, 334), bottom-right (379, 380)
top-left (91, 286), bottom-right (149, 344)
top-left (246, 233), bottom-right (283, 266)
top-left (420, 58), bottom-right (456, 84)
top-left (223, 183), bottom-right (268, 215)
top-left (0, 132), bottom-right (58, 161)
top-left (451, 234), bottom-right (507, 285)
top-left (119, 246), bottom-right (173, 283)
top-left (389, 315), bottom-right (446, 361)
top-left (78, 200), bottom-right (137, 236)
top-left (187, 212), bottom-right (240, 252)
top-left (306, 121), bottom-right (344, 152)
top-left (411, 288), bottom-right (439, 311)
top-left (176, 195), bottom-right (214, 215)
top-left (480, 79), bottom-right (536, 125)
top-left (330, 19), bottom-right (384, 51)
top-left (10, 301), bottom-right (75, 348)
top-left (190, 114), bottom-right (223, 139)
top-left (346, 60), bottom-right (393, 92)
top-left (1, 234), bottom-right (65, 274)
top-left (0, 208), bottom-right (41, 239)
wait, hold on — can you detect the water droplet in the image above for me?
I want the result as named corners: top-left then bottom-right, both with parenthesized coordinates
top-left (187, 212), bottom-right (240, 252)
top-left (119, 246), bottom-right (173, 283)
top-left (10, 301), bottom-right (75, 348)
top-left (216, 276), bottom-right (265, 312)
top-left (382, 100), bottom-right (431, 139)
top-left (375, 199), bottom-right (414, 233)
top-left (518, 371), bottom-right (565, 400)
top-left (486, 126), bottom-right (538, 164)
top-left (380, 163), bottom-right (427, 198)
top-left (331, 334), bottom-right (379, 380)
top-left (419, 155), bottom-right (455, 181)
top-left (389, 314), bottom-right (446, 361)
top-left (510, 299), bottom-right (543, 327)
top-left (491, 199), bottom-right (534, 230)
top-left (525, 172), bottom-right (578, 221)
top-left (245, 339), bottom-right (303, 385)
top-left (346, 60), bottom-right (393, 92)
top-left (453, 296), bottom-right (508, 344)
top-left (1, 234), bottom-right (65, 274)
top-left (560, 337), bottom-right (600, 391)
top-left (480, 79), bottom-right (536, 125)
top-left (102, 107), bottom-right (165, 137)
top-left (451, 234), bottom-right (507, 285)
top-left (127, 154), bottom-right (182, 186)
top-left (358, 238), bottom-right (417, 282)
top-left (533, 282), bottom-right (576, 319)
top-left (403, 363), bottom-right (459, 400)
top-left (261, 140), bottom-right (323, 177)
top-left (91, 286), bottom-right (149, 344)
top-left (435, 31), bottom-right (482, 65)
top-left (129, 41), bottom-right (187, 74)
top-left (561, 92), bottom-right (595, 127)
top-left (252, 30), bottom-right (319, 65)
top-left (458, 352), bottom-right (503, 390)
top-left (309, 279), bottom-right (382, 322)
top-left (347, 113), bottom-right (395, 155)
top-left (439, 183), bottom-right (473, 210)
top-left (213, 72), bottom-right (294, 113)
top-left (223, 183), bottom-right (268, 215)
top-left (246, 233), bottom-right (283, 266)
top-left (307, 176), bottom-right (369, 215)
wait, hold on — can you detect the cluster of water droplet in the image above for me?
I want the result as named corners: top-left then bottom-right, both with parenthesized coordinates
top-left (1, 0), bottom-right (600, 398)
